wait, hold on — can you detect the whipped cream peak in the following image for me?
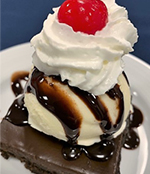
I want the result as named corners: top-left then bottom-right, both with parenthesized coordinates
top-left (31, 0), bottom-right (138, 95)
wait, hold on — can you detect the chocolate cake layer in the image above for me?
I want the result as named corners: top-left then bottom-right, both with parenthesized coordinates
top-left (0, 118), bottom-right (124, 174)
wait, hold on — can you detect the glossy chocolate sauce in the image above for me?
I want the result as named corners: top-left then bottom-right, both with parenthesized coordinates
top-left (5, 68), bottom-right (143, 161)
top-left (5, 95), bottom-right (28, 126)
top-left (5, 71), bottom-right (29, 126)
top-left (62, 139), bottom-right (115, 161)
top-left (26, 68), bottom-right (82, 144)
top-left (106, 84), bottom-right (124, 131)
top-left (11, 71), bottom-right (29, 97)
top-left (123, 105), bottom-right (143, 149)
top-left (72, 84), bottom-right (124, 136)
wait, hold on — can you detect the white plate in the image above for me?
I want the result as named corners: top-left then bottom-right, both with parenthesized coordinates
top-left (0, 43), bottom-right (150, 174)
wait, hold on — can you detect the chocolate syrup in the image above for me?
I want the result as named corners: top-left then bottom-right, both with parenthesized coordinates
top-left (128, 105), bottom-right (143, 128)
top-left (5, 71), bottom-right (29, 126)
top-left (62, 139), bottom-right (115, 161)
top-left (5, 68), bottom-right (143, 161)
top-left (123, 129), bottom-right (140, 149)
top-left (26, 68), bottom-right (82, 144)
top-left (123, 105), bottom-right (143, 149)
top-left (106, 84), bottom-right (124, 131)
top-left (5, 94), bottom-right (28, 126)
top-left (71, 85), bottom-right (124, 135)
top-left (62, 143), bottom-right (82, 160)
top-left (84, 139), bottom-right (115, 161)
top-left (11, 71), bottom-right (29, 97)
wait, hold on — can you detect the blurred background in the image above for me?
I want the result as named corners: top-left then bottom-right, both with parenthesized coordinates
top-left (1, 0), bottom-right (150, 64)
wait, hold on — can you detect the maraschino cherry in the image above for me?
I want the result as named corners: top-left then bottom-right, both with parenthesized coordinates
top-left (58, 0), bottom-right (108, 35)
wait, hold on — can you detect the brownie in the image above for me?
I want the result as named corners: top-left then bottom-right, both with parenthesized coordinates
top-left (0, 117), bottom-right (125, 174)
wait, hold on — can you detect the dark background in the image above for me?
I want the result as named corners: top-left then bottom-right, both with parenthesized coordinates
top-left (1, 0), bottom-right (150, 64)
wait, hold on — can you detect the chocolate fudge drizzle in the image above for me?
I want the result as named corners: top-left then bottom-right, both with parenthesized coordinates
top-left (71, 84), bottom-right (124, 136)
top-left (5, 71), bottom-right (29, 126)
top-left (123, 105), bottom-right (143, 149)
top-left (26, 68), bottom-right (82, 144)
top-left (5, 94), bottom-right (28, 126)
top-left (5, 68), bottom-right (143, 162)
top-left (11, 71), bottom-right (29, 97)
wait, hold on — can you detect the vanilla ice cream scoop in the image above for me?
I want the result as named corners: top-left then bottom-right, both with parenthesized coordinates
top-left (24, 68), bottom-right (131, 146)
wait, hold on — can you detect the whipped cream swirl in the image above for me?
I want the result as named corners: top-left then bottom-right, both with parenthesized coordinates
top-left (31, 0), bottom-right (138, 95)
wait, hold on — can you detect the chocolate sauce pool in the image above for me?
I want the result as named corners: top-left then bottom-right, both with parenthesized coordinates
top-left (5, 69), bottom-right (143, 161)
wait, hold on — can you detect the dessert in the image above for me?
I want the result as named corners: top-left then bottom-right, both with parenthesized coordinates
top-left (0, 0), bottom-right (143, 174)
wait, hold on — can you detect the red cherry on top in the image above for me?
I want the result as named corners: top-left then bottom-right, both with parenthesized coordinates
top-left (58, 0), bottom-right (108, 35)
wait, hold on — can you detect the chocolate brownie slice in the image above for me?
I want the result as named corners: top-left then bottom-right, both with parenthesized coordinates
top-left (0, 117), bottom-right (124, 174)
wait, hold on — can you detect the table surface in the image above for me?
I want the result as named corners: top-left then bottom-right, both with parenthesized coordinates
top-left (1, 0), bottom-right (150, 64)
